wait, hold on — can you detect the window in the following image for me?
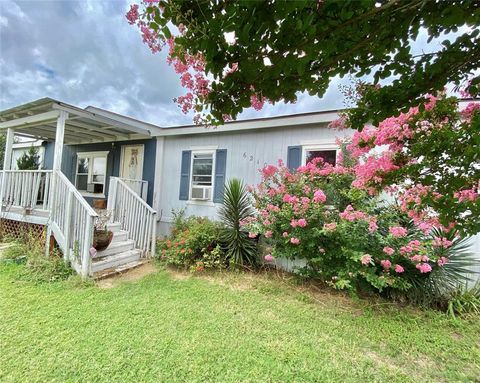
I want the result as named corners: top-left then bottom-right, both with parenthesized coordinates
top-left (190, 151), bottom-right (214, 200)
top-left (76, 151), bottom-right (108, 195)
top-left (302, 145), bottom-right (337, 166)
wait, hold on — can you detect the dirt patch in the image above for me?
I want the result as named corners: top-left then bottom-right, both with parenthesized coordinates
top-left (168, 269), bottom-right (191, 281)
top-left (96, 262), bottom-right (158, 289)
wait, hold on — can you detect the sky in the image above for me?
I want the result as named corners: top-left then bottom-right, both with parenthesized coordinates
top-left (0, 0), bottom-right (349, 127)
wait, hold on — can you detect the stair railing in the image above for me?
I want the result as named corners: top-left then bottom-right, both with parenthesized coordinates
top-left (50, 170), bottom-right (98, 277)
top-left (0, 170), bottom-right (52, 211)
top-left (107, 177), bottom-right (156, 257)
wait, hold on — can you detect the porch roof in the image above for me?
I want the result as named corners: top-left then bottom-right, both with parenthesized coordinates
top-left (0, 98), bottom-right (154, 144)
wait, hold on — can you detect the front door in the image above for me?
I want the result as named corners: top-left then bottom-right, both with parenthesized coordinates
top-left (120, 145), bottom-right (144, 181)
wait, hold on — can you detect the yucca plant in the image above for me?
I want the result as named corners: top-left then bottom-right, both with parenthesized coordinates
top-left (219, 178), bottom-right (258, 267)
top-left (403, 227), bottom-right (480, 308)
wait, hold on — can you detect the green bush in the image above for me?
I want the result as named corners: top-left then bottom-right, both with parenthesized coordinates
top-left (157, 216), bottom-right (226, 271)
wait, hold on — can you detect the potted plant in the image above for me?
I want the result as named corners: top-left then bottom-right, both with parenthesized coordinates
top-left (92, 210), bottom-right (113, 251)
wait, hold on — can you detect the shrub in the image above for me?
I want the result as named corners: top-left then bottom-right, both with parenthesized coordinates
top-left (157, 216), bottom-right (226, 271)
top-left (246, 154), bottom-right (476, 296)
top-left (219, 178), bottom-right (258, 268)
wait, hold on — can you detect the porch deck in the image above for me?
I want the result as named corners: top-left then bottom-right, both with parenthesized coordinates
top-left (0, 98), bottom-right (158, 278)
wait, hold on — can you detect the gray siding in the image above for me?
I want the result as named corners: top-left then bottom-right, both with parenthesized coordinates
top-left (157, 124), bottom-right (353, 234)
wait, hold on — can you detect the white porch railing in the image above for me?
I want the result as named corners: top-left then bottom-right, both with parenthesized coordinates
top-left (50, 170), bottom-right (97, 277)
top-left (0, 170), bottom-right (52, 211)
top-left (107, 177), bottom-right (156, 257)
top-left (118, 178), bottom-right (148, 201)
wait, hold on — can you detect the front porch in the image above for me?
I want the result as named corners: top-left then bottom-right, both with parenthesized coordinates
top-left (0, 98), bottom-right (158, 277)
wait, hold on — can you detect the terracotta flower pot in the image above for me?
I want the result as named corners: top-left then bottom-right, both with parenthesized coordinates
top-left (93, 229), bottom-right (113, 251)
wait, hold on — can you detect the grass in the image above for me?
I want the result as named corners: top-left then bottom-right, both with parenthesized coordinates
top-left (0, 264), bottom-right (479, 383)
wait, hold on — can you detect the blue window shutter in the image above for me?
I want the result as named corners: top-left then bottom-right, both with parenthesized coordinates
top-left (179, 150), bottom-right (191, 200)
top-left (213, 149), bottom-right (227, 203)
top-left (287, 146), bottom-right (302, 171)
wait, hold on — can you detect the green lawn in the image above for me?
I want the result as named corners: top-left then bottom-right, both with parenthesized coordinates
top-left (1, 264), bottom-right (479, 383)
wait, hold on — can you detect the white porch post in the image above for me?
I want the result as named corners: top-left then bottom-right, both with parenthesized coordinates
top-left (48, 110), bottom-right (67, 212)
top-left (52, 110), bottom-right (67, 172)
top-left (0, 128), bottom-right (15, 211)
top-left (3, 128), bottom-right (14, 171)
top-left (153, 137), bottom-right (165, 215)
top-left (46, 111), bottom-right (67, 255)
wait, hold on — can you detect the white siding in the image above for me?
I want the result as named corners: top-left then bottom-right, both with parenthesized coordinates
top-left (156, 123), bottom-right (353, 234)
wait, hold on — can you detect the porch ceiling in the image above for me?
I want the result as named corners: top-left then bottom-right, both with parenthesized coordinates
top-left (0, 98), bottom-right (152, 144)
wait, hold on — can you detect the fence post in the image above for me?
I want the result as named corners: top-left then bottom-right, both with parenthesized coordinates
top-left (106, 177), bottom-right (117, 222)
top-left (151, 212), bottom-right (157, 257)
top-left (63, 190), bottom-right (73, 264)
top-left (81, 215), bottom-right (94, 278)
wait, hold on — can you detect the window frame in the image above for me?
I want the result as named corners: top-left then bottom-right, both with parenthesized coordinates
top-left (189, 150), bottom-right (216, 201)
top-left (75, 151), bottom-right (109, 197)
top-left (301, 144), bottom-right (338, 166)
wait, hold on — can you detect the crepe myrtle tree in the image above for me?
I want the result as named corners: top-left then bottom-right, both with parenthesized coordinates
top-left (127, 0), bottom-right (480, 127)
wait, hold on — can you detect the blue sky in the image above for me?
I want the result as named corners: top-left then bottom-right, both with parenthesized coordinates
top-left (0, 1), bottom-right (465, 127)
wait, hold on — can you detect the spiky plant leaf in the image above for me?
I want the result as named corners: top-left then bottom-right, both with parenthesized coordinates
top-left (403, 227), bottom-right (480, 307)
top-left (219, 179), bottom-right (258, 267)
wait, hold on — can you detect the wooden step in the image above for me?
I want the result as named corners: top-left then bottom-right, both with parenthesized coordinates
top-left (112, 230), bottom-right (128, 242)
top-left (93, 239), bottom-right (135, 259)
top-left (106, 222), bottom-right (121, 233)
top-left (91, 249), bottom-right (142, 273)
top-left (93, 260), bottom-right (147, 280)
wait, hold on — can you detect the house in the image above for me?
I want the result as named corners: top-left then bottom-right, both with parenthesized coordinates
top-left (1, 97), bottom-right (478, 278)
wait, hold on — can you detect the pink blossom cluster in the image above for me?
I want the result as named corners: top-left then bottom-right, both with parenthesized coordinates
top-left (389, 226), bottom-right (408, 238)
top-left (323, 222), bottom-right (337, 231)
top-left (460, 102), bottom-right (480, 121)
top-left (432, 237), bottom-right (453, 249)
top-left (339, 205), bottom-right (368, 221)
top-left (291, 218), bottom-right (308, 228)
top-left (454, 187), bottom-right (479, 202)
top-left (416, 263), bottom-right (432, 273)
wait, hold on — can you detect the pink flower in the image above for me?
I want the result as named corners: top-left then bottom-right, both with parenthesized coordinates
top-left (394, 264), bottom-right (405, 273)
top-left (282, 232), bottom-right (289, 238)
top-left (416, 263), bottom-right (433, 273)
top-left (125, 4), bottom-right (139, 25)
top-left (380, 260), bottom-right (392, 270)
top-left (248, 232), bottom-right (257, 238)
top-left (361, 254), bottom-right (372, 265)
top-left (264, 254), bottom-right (274, 262)
top-left (297, 218), bottom-right (307, 228)
top-left (437, 257), bottom-right (449, 266)
top-left (313, 189), bottom-right (327, 203)
top-left (290, 220), bottom-right (298, 228)
top-left (454, 188), bottom-right (479, 202)
top-left (368, 219), bottom-right (378, 233)
top-left (323, 222), bottom-right (337, 231)
top-left (290, 237), bottom-right (300, 245)
top-left (383, 247), bottom-right (395, 256)
top-left (432, 237), bottom-right (453, 249)
top-left (261, 165), bottom-right (278, 178)
top-left (389, 226), bottom-right (408, 238)
top-left (264, 230), bottom-right (273, 238)
top-left (339, 205), bottom-right (368, 221)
